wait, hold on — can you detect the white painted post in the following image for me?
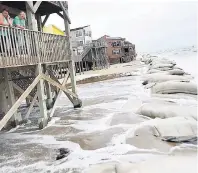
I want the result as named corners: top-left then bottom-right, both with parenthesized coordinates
top-left (36, 64), bottom-right (48, 129)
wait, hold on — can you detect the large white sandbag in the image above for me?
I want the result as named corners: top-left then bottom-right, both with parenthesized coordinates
top-left (136, 103), bottom-right (197, 120)
top-left (147, 69), bottom-right (167, 74)
top-left (168, 69), bottom-right (185, 75)
top-left (117, 152), bottom-right (197, 173)
top-left (148, 69), bottom-right (185, 75)
top-left (142, 74), bottom-right (193, 83)
top-left (151, 59), bottom-right (176, 65)
top-left (151, 117), bottom-right (197, 137)
top-left (152, 93), bottom-right (197, 100)
top-left (151, 67), bottom-right (173, 71)
top-left (150, 63), bottom-right (175, 69)
top-left (126, 125), bottom-right (172, 152)
top-left (151, 81), bottom-right (197, 95)
top-left (144, 59), bottom-right (152, 64)
top-left (172, 66), bottom-right (183, 70)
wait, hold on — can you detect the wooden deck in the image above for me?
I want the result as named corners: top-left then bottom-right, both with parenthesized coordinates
top-left (0, 26), bottom-right (70, 68)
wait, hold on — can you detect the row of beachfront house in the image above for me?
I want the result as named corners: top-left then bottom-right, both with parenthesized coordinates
top-left (43, 24), bottom-right (137, 69)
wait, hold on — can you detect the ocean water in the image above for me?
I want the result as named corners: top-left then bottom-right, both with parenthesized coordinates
top-left (0, 47), bottom-right (197, 172)
top-left (157, 46), bottom-right (197, 80)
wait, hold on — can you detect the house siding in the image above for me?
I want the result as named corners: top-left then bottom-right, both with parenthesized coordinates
top-left (70, 25), bottom-right (92, 56)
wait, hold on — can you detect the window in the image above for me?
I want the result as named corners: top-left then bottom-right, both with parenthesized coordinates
top-left (78, 40), bottom-right (84, 46)
top-left (111, 41), bottom-right (121, 47)
top-left (85, 31), bottom-right (92, 37)
top-left (124, 48), bottom-right (129, 53)
top-left (86, 40), bottom-right (91, 44)
top-left (112, 49), bottom-right (121, 54)
top-left (76, 30), bottom-right (83, 37)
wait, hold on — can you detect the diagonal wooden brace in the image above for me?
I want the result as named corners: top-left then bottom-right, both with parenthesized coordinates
top-left (12, 82), bottom-right (36, 102)
top-left (40, 73), bottom-right (78, 99)
top-left (49, 72), bottom-right (71, 118)
top-left (47, 69), bottom-right (74, 104)
top-left (24, 92), bottom-right (38, 120)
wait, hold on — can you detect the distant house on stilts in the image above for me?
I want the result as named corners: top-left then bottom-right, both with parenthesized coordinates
top-left (70, 25), bottom-right (109, 74)
top-left (97, 35), bottom-right (137, 64)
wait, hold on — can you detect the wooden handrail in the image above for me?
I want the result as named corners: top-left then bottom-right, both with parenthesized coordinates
top-left (0, 25), bottom-right (70, 68)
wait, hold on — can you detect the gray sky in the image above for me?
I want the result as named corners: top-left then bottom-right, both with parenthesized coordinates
top-left (46, 0), bottom-right (197, 53)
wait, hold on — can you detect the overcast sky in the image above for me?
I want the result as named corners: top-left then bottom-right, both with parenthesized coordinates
top-left (45, 0), bottom-right (197, 53)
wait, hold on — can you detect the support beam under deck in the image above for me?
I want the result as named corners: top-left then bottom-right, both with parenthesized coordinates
top-left (36, 64), bottom-right (48, 129)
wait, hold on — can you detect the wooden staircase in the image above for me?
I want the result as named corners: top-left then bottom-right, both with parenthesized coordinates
top-left (81, 46), bottom-right (92, 60)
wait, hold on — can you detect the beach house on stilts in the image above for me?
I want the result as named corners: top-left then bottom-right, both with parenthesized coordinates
top-left (0, 1), bottom-right (82, 131)
top-left (71, 26), bottom-right (109, 73)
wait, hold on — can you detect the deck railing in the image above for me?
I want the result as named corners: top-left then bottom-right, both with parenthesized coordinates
top-left (0, 26), bottom-right (70, 68)
top-left (83, 41), bottom-right (107, 49)
top-left (92, 41), bottom-right (107, 47)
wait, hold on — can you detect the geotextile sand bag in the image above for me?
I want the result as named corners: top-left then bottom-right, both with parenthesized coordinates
top-left (151, 81), bottom-right (197, 95)
top-left (142, 74), bottom-right (193, 83)
top-left (136, 102), bottom-right (197, 120)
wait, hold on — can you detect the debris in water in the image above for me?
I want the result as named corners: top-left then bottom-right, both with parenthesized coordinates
top-left (142, 80), bottom-right (148, 85)
top-left (162, 136), bottom-right (197, 145)
top-left (56, 148), bottom-right (70, 160)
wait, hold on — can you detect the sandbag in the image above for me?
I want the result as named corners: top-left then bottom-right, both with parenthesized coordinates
top-left (173, 66), bottom-right (183, 70)
top-left (148, 69), bottom-right (184, 75)
top-left (142, 74), bottom-right (193, 83)
top-left (151, 67), bottom-right (173, 71)
top-left (136, 102), bottom-right (197, 120)
top-left (151, 81), bottom-right (197, 95)
top-left (147, 69), bottom-right (168, 74)
top-left (152, 93), bottom-right (197, 100)
top-left (142, 58), bottom-right (152, 64)
top-left (126, 125), bottom-right (172, 152)
top-left (149, 63), bottom-right (175, 69)
top-left (168, 69), bottom-right (185, 75)
top-left (151, 117), bottom-right (197, 137)
top-left (151, 59), bottom-right (176, 66)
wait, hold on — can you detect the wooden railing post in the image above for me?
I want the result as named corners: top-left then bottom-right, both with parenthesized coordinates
top-left (33, 32), bottom-right (41, 63)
